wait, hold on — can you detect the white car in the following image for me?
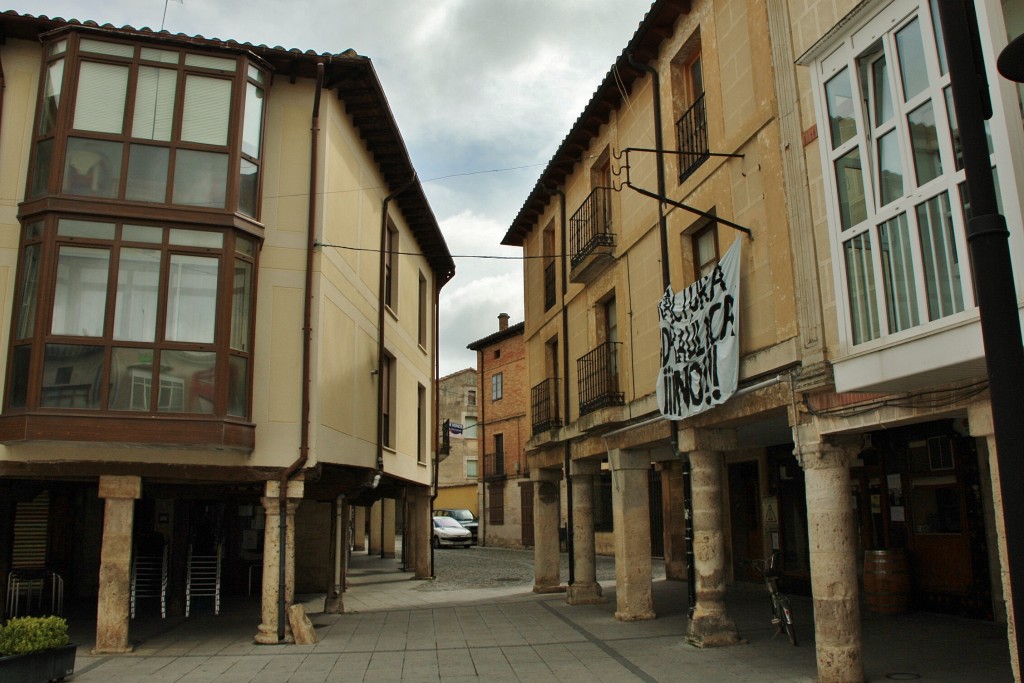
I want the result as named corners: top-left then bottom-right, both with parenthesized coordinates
top-left (432, 515), bottom-right (472, 548)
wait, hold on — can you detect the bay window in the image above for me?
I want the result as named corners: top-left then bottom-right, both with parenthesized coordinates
top-left (814, 0), bottom-right (982, 348)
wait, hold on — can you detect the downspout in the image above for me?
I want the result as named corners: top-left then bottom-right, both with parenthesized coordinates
top-left (626, 51), bottom-right (695, 615)
top-left (375, 176), bottom-right (416, 512)
top-left (479, 348), bottom-right (486, 544)
top-left (550, 186), bottom-right (575, 585)
top-left (278, 60), bottom-right (324, 642)
top-left (430, 280), bottom-right (441, 577)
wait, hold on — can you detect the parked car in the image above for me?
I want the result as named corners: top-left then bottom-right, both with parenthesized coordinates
top-left (432, 516), bottom-right (472, 548)
top-left (433, 508), bottom-right (479, 544)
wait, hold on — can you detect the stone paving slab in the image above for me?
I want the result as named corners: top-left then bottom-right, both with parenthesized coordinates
top-left (67, 546), bottom-right (1014, 682)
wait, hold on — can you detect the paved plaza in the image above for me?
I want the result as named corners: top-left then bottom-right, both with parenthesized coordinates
top-left (65, 546), bottom-right (1013, 682)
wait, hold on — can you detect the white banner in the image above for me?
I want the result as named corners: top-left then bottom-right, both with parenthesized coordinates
top-left (656, 239), bottom-right (742, 419)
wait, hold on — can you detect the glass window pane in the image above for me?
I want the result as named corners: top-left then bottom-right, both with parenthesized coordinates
top-left (15, 244), bottom-right (41, 339)
top-left (872, 56), bottom-right (893, 126)
top-left (908, 101), bottom-right (943, 186)
top-left (916, 192), bottom-right (965, 320)
top-left (52, 246), bottom-right (110, 337)
top-left (109, 348), bottom-right (156, 411)
top-left (165, 254), bottom-right (218, 343)
top-left (944, 88), bottom-right (963, 171)
top-left (896, 18), bottom-right (929, 101)
top-left (231, 259), bottom-right (253, 351)
top-left (185, 54), bottom-right (236, 71)
top-left (63, 137), bottom-right (122, 198)
top-left (74, 62), bottom-right (129, 133)
top-left (132, 66), bottom-right (177, 141)
top-left (140, 47), bottom-right (179, 63)
top-left (124, 225), bottom-right (164, 244)
top-left (243, 83), bottom-right (264, 158)
top-left (30, 139), bottom-right (53, 198)
top-left (844, 233), bottom-right (880, 345)
top-left (248, 64), bottom-right (265, 83)
top-left (41, 344), bottom-right (104, 409)
top-left (878, 214), bottom-right (920, 333)
top-left (126, 144), bottom-right (169, 202)
top-left (929, 0), bottom-right (948, 76)
top-left (39, 58), bottom-right (64, 136)
top-left (228, 355), bottom-right (248, 417)
top-left (58, 219), bottom-right (115, 239)
top-left (172, 149), bottom-right (228, 207)
top-left (158, 350), bottom-right (216, 413)
top-left (877, 131), bottom-right (904, 206)
top-left (169, 228), bottom-right (223, 248)
top-left (79, 39), bottom-right (133, 58)
top-left (9, 346), bottom-right (31, 409)
top-left (239, 158), bottom-right (259, 218)
top-left (835, 147), bottom-right (867, 230)
top-left (181, 76), bottom-right (231, 145)
top-left (48, 40), bottom-right (67, 57)
top-left (825, 68), bottom-right (857, 149)
top-left (236, 236), bottom-right (255, 256)
top-left (114, 248), bottom-right (161, 342)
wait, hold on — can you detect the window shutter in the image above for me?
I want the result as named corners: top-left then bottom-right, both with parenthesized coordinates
top-left (74, 62), bottom-right (129, 134)
top-left (181, 76), bottom-right (231, 146)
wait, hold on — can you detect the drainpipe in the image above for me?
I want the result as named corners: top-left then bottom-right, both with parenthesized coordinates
top-left (626, 52), bottom-right (695, 615)
top-left (479, 346), bottom-right (486, 545)
top-left (375, 176), bottom-right (416, 512)
top-left (277, 60), bottom-right (324, 642)
top-left (548, 186), bottom-right (575, 585)
top-left (430, 280), bottom-right (441, 577)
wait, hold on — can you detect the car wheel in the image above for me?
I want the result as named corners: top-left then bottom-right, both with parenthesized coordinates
top-left (432, 535), bottom-right (440, 549)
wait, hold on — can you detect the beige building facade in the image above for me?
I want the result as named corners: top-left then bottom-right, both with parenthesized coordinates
top-left (0, 12), bottom-right (452, 649)
top-left (504, 0), bottom-right (1024, 680)
top-left (435, 368), bottom-right (479, 514)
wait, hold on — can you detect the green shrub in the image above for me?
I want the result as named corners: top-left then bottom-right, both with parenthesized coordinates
top-left (0, 616), bottom-right (70, 656)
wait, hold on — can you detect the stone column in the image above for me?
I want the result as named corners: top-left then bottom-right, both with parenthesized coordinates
top-left (407, 488), bottom-right (431, 579)
top-left (93, 475), bottom-right (141, 654)
top-left (799, 439), bottom-right (864, 683)
top-left (661, 460), bottom-right (688, 580)
top-left (368, 500), bottom-right (382, 556)
top-left (609, 448), bottom-right (655, 621)
top-left (255, 480), bottom-right (303, 645)
top-left (686, 449), bottom-right (739, 646)
top-left (533, 468), bottom-right (563, 593)
top-left (969, 401), bottom-right (1017, 680)
top-left (382, 497), bottom-right (397, 558)
top-left (323, 496), bottom-right (347, 614)
top-left (567, 459), bottom-right (605, 605)
top-left (352, 506), bottom-right (367, 552)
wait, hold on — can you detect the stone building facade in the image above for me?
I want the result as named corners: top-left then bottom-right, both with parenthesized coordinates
top-left (0, 11), bottom-right (452, 650)
top-left (503, 0), bottom-right (1024, 680)
top-left (436, 368), bottom-right (479, 514)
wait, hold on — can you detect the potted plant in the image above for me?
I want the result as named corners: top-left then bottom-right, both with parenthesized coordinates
top-left (0, 616), bottom-right (77, 682)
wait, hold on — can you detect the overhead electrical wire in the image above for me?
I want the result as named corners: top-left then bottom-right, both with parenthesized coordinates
top-left (314, 241), bottom-right (548, 260)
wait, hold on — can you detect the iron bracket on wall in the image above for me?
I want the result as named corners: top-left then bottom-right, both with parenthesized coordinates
top-left (614, 147), bottom-right (754, 240)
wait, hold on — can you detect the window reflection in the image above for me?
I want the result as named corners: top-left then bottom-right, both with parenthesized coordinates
top-left (165, 254), bottom-right (218, 343)
top-left (41, 344), bottom-right (104, 408)
top-left (158, 350), bottom-right (216, 414)
top-left (52, 246), bottom-right (110, 337)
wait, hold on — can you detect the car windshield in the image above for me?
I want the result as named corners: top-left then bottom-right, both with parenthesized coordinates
top-left (434, 517), bottom-right (464, 529)
top-left (447, 510), bottom-right (474, 521)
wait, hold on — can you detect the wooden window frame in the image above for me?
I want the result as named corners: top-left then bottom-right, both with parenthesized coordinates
top-left (691, 221), bottom-right (720, 281)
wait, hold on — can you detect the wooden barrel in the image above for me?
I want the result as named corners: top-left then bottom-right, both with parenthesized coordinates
top-left (864, 549), bottom-right (911, 614)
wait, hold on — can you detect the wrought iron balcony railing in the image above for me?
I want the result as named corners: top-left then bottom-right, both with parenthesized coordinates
top-left (676, 93), bottom-right (710, 183)
top-left (569, 187), bottom-right (615, 269)
top-left (531, 378), bottom-right (562, 435)
top-left (544, 261), bottom-right (557, 311)
top-left (577, 342), bottom-right (624, 416)
top-left (483, 451), bottom-right (506, 480)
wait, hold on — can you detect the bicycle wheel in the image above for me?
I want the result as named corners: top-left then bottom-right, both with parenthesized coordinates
top-left (780, 599), bottom-right (798, 646)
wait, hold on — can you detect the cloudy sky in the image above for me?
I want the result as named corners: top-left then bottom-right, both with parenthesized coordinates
top-left (7, 0), bottom-right (654, 375)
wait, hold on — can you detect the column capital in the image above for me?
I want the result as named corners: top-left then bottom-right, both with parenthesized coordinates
top-left (607, 448), bottom-right (650, 471)
top-left (968, 401), bottom-right (994, 438)
top-left (795, 437), bottom-right (859, 470)
top-left (676, 428), bottom-right (736, 453)
top-left (532, 467), bottom-right (563, 483)
top-left (261, 497), bottom-right (301, 516)
top-left (570, 458), bottom-right (601, 476)
top-left (265, 479), bottom-right (304, 499)
top-left (98, 475), bottom-right (142, 500)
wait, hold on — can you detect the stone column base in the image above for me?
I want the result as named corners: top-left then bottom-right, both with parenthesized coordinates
top-left (255, 622), bottom-right (293, 645)
top-left (615, 607), bottom-right (656, 622)
top-left (381, 551), bottom-right (396, 559)
top-left (533, 583), bottom-right (566, 594)
top-left (567, 581), bottom-right (607, 605)
top-left (92, 644), bottom-right (133, 655)
top-left (323, 593), bottom-right (343, 614)
top-left (686, 613), bottom-right (742, 648)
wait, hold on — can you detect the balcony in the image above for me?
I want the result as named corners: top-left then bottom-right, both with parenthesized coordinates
top-left (544, 261), bottom-right (557, 311)
top-left (531, 378), bottom-right (562, 435)
top-left (483, 451), bottom-right (506, 481)
top-left (569, 187), bottom-right (615, 284)
top-left (577, 342), bottom-right (624, 416)
top-left (676, 92), bottom-right (709, 183)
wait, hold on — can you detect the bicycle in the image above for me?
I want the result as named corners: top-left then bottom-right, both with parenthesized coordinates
top-left (751, 551), bottom-right (798, 646)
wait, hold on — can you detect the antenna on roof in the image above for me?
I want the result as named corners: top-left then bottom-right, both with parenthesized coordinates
top-left (160, 0), bottom-right (183, 32)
